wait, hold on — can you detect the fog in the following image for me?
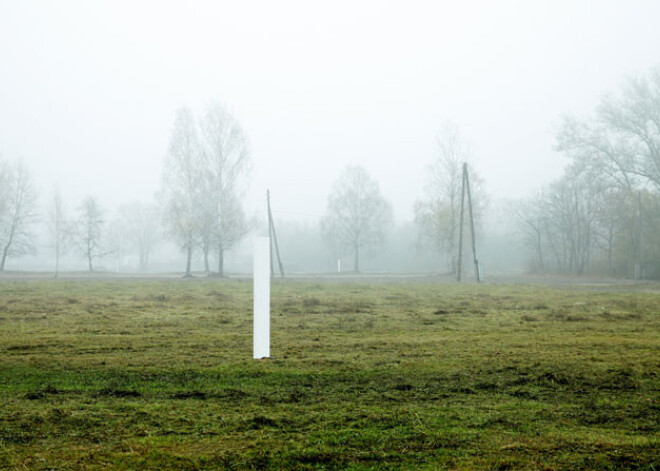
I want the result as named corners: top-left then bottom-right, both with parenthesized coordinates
top-left (2, 1), bottom-right (660, 275)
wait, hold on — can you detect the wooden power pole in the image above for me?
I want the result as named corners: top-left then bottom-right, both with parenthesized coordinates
top-left (457, 166), bottom-right (466, 282)
top-left (457, 163), bottom-right (481, 283)
top-left (267, 190), bottom-right (285, 278)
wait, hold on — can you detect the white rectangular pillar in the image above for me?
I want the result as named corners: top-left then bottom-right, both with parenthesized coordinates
top-left (253, 237), bottom-right (270, 359)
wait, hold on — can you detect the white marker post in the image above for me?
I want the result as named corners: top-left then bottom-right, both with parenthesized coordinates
top-left (253, 237), bottom-right (270, 359)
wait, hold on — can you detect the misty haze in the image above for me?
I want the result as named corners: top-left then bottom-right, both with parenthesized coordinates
top-left (1, 1), bottom-right (659, 277)
top-left (1, 2), bottom-right (660, 470)
top-left (0, 2), bottom-right (660, 277)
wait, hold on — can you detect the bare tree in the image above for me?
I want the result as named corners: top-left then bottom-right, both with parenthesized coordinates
top-left (553, 65), bottom-right (660, 276)
top-left (75, 196), bottom-right (105, 272)
top-left (510, 190), bottom-right (548, 273)
top-left (119, 201), bottom-right (160, 271)
top-left (543, 170), bottom-right (601, 275)
top-left (414, 124), bottom-right (486, 273)
top-left (160, 103), bottom-right (252, 277)
top-left (512, 171), bottom-right (660, 277)
top-left (104, 215), bottom-right (130, 272)
top-left (46, 188), bottom-right (70, 277)
top-left (591, 189), bottom-right (634, 275)
top-left (0, 159), bottom-right (11, 265)
top-left (210, 191), bottom-right (251, 276)
top-left (161, 106), bottom-right (204, 277)
top-left (556, 65), bottom-right (660, 192)
top-left (515, 166), bottom-right (605, 276)
top-left (321, 165), bottom-right (392, 272)
top-left (199, 101), bottom-right (252, 276)
top-left (0, 160), bottom-right (38, 271)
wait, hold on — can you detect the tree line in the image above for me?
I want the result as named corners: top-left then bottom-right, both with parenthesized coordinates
top-left (512, 65), bottom-right (660, 278)
top-left (3, 65), bottom-right (660, 278)
top-left (1, 100), bottom-right (486, 276)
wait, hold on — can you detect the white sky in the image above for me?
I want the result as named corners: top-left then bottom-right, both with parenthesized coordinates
top-left (1, 0), bottom-right (659, 222)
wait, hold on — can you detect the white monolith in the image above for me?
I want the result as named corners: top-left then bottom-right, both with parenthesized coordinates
top-left (253, 237), bottom-right (270, 359)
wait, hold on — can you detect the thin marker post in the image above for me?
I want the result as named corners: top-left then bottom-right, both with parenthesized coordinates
top-left (253, 237), bottom-right (270, 359)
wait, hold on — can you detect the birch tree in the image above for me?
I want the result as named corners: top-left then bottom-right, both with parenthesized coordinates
top-left (75, 196), bottom-right (105, 272)
top-left (0, 160), bottom-right (38, 271)
top-left (161, 103), bottom-right (252, 277)
top-left (199, 101), bottom-right (251, 276)
top-left (46, 188), bottom-right (70, 277)
top-left (161, 106), bottom-right (204, 277)
top-left (321, 166), bottom-right (392, 272)
top-left (119, 201), bottom-right (160, 271)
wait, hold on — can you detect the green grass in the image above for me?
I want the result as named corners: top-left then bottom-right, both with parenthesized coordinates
top-left (1, 278), bottom-right (659, 470)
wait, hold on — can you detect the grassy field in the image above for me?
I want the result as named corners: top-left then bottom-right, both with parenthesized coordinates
top-left (0, 277), bottom-right (659, 470)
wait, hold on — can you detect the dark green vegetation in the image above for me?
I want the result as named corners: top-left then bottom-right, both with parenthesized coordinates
top-left (1, 278), bottom-right (659, 470)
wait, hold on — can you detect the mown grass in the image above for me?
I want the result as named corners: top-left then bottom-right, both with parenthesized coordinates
top-left (0, 278), bottom-right (659, 470)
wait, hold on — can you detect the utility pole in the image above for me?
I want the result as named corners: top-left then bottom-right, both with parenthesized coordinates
top-left (465, 163), bottom-right (480, 282)
top-left (636, 191), bottom-right (644, 280)
top-left (267, 190), bottom-right (285, 278)
top-left (457, 163), bottom-right (481, 283)
top-left (457, 167), bottom-right (466, 282)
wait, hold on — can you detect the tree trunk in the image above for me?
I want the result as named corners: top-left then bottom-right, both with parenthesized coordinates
top-left (203, 248), bottom-right (210, 272)
top-left (185, 245), bottom-right (193, 277)
top-left (139, 248), bottom-right (149, 272)
top-left (1, 224), bottom-right (16, 271)
top-left (607, 222), bottom-right (614, 275)
top-left (0, 244), bottom-right (9, 271)
top-left (354, 245), bottom-right (360, 272)
top-left (536, 229), bottom-right (544, 271)
top-left (217, 248), bottom-right (224, 277)
top-left (88, 254), bottom-right (93, 272)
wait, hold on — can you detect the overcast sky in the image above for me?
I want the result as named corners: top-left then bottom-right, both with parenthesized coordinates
top-left (1, 0), bottom-right (660, 223)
